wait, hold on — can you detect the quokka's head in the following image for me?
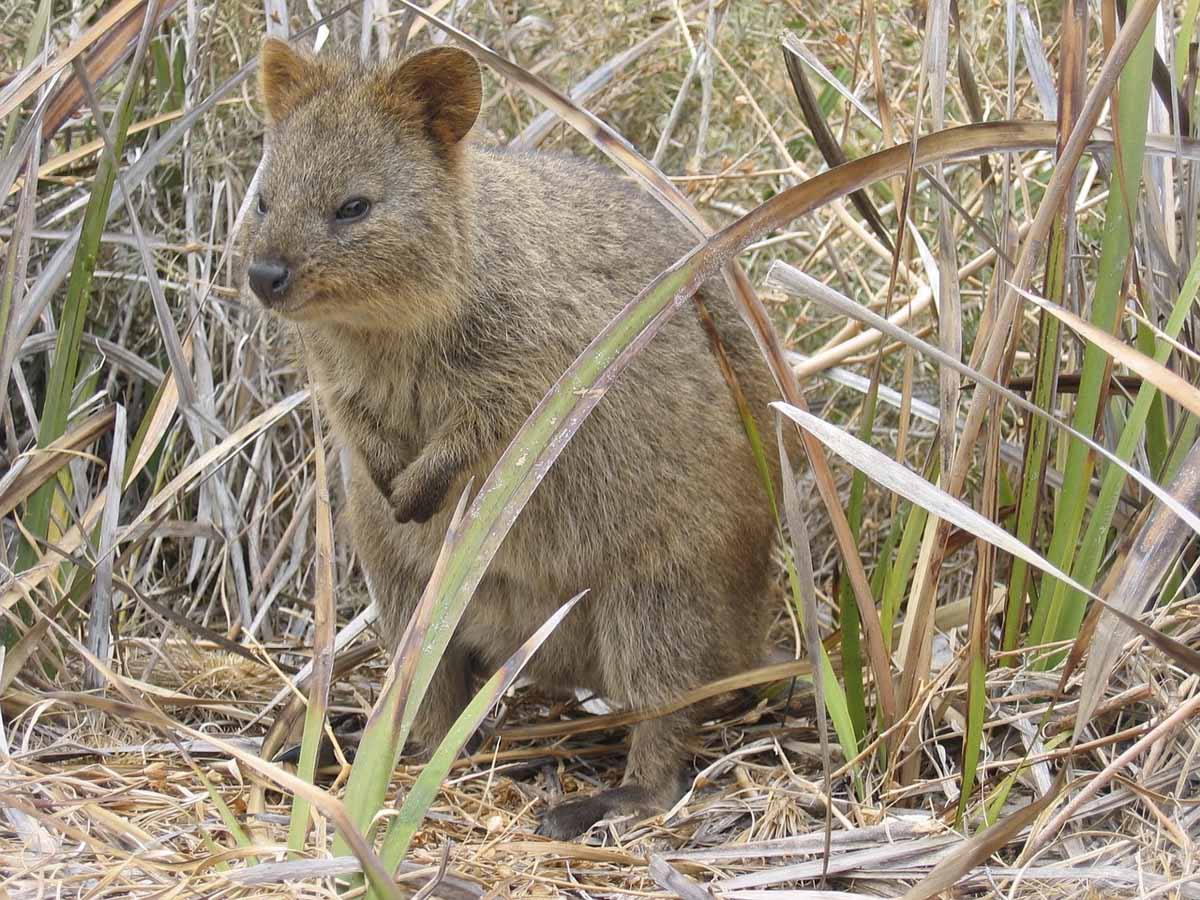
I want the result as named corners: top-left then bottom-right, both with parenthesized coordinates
top-left (240, 38), bottom-right (482, 330)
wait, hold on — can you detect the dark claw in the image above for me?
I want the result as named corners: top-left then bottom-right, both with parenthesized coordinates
top-left (394, 503), bottom-right (437, 524)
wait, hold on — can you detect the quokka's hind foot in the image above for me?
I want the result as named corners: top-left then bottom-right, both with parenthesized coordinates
top-left (537, 784), bottom-right (662, 839)
top-left (537, 713), bottom-right (692, 839)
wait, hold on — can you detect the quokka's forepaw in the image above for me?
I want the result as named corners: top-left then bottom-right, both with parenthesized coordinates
top-left (389, 466), bottom-right (450, 523)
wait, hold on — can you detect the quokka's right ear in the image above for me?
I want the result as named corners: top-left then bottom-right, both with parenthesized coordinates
top-left (258, 37), bottom-right (324, 124)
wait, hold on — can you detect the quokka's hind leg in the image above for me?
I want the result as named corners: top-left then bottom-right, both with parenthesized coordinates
top-left (369, 561), bottom-right (477, 759)
top-left (537, 578), bottom-right (715, 839)
top-left (537, 710), bottom-right (693, 839)
top-left (405, 644), bottom-right (478, 757)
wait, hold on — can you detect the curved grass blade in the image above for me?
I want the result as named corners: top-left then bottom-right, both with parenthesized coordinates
top-left (389, 3), bottom-right (1141, 734)
top-left (331, 118), bottom-right (1132, 859)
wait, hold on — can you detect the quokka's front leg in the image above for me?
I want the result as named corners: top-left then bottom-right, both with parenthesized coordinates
top-left (388, 406), bottom-right (496, 524)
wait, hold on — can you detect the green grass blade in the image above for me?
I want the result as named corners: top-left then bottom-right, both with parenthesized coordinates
top-left (1031, 17), bottom-right (1155, 651)
top-left (1058, 249), bottom-right (1200, 637)
top-left (837, 381), bottom-right (880, 741)
top-left (1004, 252), bottom-right (1065, 659)
top-left (879, 466), bottom-right (933, 649)
top-left (286, 397), bottom-right (337, 854)
top-left (18, 60), bottom-right (142, 596)
top-left (373, 595), bottom-right (583, 884)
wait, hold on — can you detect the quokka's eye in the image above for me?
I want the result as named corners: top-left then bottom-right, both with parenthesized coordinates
top-left (256, 194), bottom-right (267, 215)
top-left (335, 197), bottom-right (371, 223)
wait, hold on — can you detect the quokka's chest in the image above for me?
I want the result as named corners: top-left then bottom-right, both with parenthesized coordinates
top-left (319, 362), bottom-right (457, 450)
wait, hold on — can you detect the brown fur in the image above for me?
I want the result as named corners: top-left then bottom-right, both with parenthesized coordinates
top-left (241, 38), bottom-right (783, 838)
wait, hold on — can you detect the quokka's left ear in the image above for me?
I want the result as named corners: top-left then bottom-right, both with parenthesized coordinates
top-left (379, 46), bottom-right (482, 146)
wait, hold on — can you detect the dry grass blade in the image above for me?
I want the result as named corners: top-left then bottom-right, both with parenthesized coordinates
top-left (765, 261), bottom-right (1200, 536)
top-left (771, 402), bottom-right (1098, 598)
top-left (1015, 286), bottom-right (1200, 419)
top-left (0, 85), bottom-right (57, 206)
top-left (0, 405), bottom-right (115, 518)
top-left (900, 774), bottom-right (1065, 900)
top-left (83, 405), bottom-right (127, 690)
top-left (648, 857), bottom-right (716, 900)
top-left (1, 351), bottom-right (186, 615)
top-left (0, 0), bottom-right (145, 120)
top-left (1016, 4), bottom-right (1059, 118)
top-left (497, 656), bottom-right (814, 740)
top-left (1028, 693), bottom-right (1200, 858)
top-left (286, 394), bottom-right (337, 852)
top-left (776, 418), bottom-right (833, 875)
top-left (51, 625), bottom-right (404, 900)
top-left (1089, 596), bottom-right (1200, 675)
top-left (1073, 437), bottom-right (1200, 743)
top-left (40, 1), bottom-right (181, 140)
top-left (120, 390), bottom-right (307, 537)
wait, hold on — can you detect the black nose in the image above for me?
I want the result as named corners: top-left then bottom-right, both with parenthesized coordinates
top-left (248, 259), bottom-right (291, 302)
